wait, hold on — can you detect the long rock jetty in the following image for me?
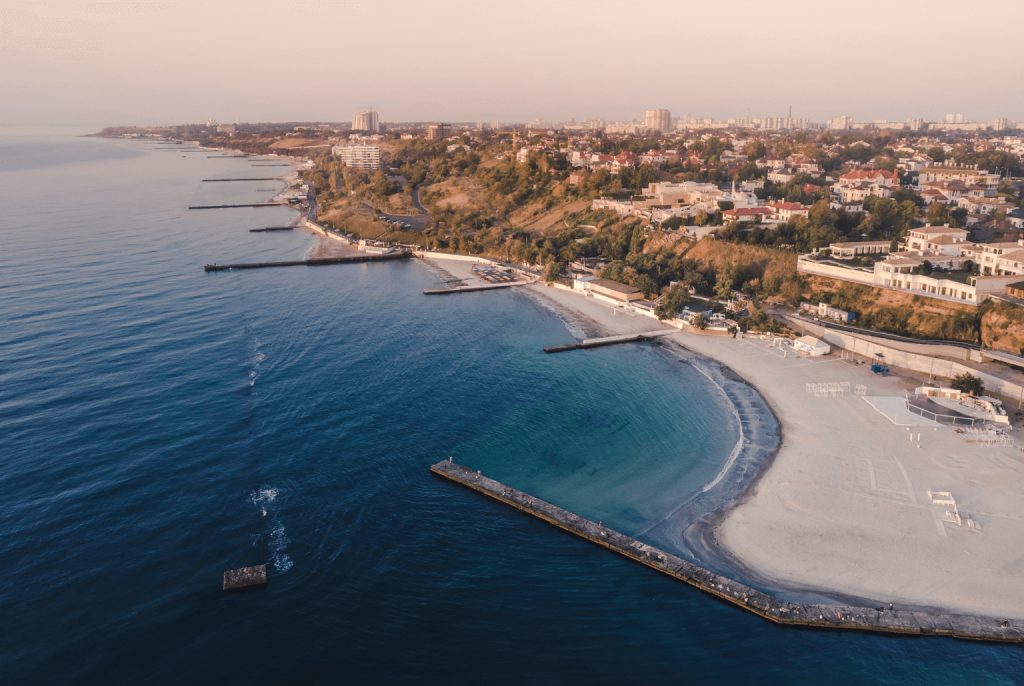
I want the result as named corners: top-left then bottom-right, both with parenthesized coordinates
top-left (423, 282), bottom-right (528, 295)
top-left (189, 202), bottom-right (288, 209)
top-left (201, 177), bottom-right (282, 182)
top-left (204, 252), bottom-right (411, 272)
top-left (430, 459), bottom-right (1024, 643)
top-left (543, 330), bottom-right (676, 353)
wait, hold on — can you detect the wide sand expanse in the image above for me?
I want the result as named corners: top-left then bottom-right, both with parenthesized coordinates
top-left (420, 257), bottom-right (1024, 621)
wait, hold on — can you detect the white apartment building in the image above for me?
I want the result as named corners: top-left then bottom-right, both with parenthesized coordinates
top-left (332, 144), bottom-right (382, 170)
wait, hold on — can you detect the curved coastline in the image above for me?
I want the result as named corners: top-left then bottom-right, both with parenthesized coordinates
top-left (477, 275), bottom-right (1024, 626)
top-left (515, 282), bottom-right (790, 582)
top-left (303, 213), bottom-right (1023, 625)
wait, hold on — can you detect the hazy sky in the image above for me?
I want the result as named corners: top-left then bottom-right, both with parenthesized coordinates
top-left (2, 0), bottom-right (1022, 126)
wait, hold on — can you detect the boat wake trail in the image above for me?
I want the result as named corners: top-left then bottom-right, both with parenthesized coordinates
top-left (250, 486), bottom-right (293, 573)
top-left (248, 337), bottom-right (266, 387)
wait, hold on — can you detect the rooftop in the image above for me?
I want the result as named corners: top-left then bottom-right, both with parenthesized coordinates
top-left (589, 277), bottom-right (641, 295)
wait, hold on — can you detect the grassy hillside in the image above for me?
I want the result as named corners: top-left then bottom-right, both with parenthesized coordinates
top-left (805, 277), bottom-right (981, 343)
top-left (683, 238), bottom-right (798, 283)
top-left (981, 301), bottom-right (1024, 355)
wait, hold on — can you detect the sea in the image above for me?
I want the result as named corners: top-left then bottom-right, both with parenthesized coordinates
top-left (1, 128), bottom-right (1021, 684)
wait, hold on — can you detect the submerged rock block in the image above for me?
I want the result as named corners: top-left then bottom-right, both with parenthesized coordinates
top-left (223, 564), bottom-right (268, 591)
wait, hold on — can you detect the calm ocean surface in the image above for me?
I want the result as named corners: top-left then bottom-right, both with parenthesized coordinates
top-left (1, 129), bottom-right (1021, 684)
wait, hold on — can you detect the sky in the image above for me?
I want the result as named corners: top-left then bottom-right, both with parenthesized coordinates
top-left (2, 0), bottom-right (1023, 127)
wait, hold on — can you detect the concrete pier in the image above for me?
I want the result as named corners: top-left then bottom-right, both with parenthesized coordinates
top-left (202, 178), bottom-right (282, 182)
top-left (204, 251), bottom-right (411, 272)
top-left (430, 460), bottom-right (1024, 643)
top-left (423, 282), bottom-right (528, 295)
top-left (189, 203), bottom-right (288, 209)
top-left (543, 330), bottom-right (676, 353)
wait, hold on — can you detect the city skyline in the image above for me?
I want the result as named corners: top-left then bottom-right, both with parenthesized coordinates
top-left (3, 0), bottom-right (1024, 126)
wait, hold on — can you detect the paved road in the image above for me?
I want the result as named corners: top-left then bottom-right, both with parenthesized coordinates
top-left (374, 184), bottom-right (431, 230)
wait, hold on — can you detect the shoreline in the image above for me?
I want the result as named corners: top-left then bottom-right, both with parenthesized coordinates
top-left (417, 253), bottom-right (1024, 623)
top-left (417, 255), bottom-right (784, 574)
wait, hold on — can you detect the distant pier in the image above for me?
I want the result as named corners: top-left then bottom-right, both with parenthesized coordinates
top-left (204, 251), bottom-right (411, 272)
top-left (430, 460), bottom-right (1024, 643)
top-left (201, 177), bottom-right (282, 182)
top-left (543, 331), bottom-right (675, 353)
top-left (189, 203), bottom-right (288, 210)
top-left (423, 282), bottom-right (528, 295)
top-left (249, 226), bottom-right (294, 233)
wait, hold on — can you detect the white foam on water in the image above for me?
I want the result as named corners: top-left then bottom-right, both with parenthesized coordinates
top-left (250, 486), bottom-right (292, 573)
top-left (269, 523), bottom-right (293, 573)
top-left (520, 289), bottom-right (588, 340)
top-left (248, 337), bottom-right (265, 387)
top-left (250, 486), bottom-right (278, 517)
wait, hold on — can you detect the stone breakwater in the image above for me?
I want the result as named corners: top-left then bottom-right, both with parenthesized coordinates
top-left (431, 460), bottom-right (1024, 643)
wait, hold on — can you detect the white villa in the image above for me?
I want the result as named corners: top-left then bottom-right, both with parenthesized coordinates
top-left (799, 225), bottom-right (1024, 305)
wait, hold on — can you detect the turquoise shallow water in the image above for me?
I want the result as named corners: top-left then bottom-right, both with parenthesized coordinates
top-left (1, 129), bottom-right (1022, 684)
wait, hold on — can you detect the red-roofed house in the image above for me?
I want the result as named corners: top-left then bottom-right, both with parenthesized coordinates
top-left (723, 207), bottom-right (771, 224)
top-left (769, 202), bottom-right (811, 222)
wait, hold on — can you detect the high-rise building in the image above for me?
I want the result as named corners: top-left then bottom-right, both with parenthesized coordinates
top-left (332, 144), bottom-right (381, 170)
top-left (827, 115), bottom-right (851, 130)
top-left (425, 123), bottom-right (450, 140)
top-left (352, 109), bottom-right (381, 133)
top-left (644, 108), bottom-right (672, 134)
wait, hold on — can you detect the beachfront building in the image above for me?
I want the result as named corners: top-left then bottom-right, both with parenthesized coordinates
top-left (793, 335), bottom-right (831, 356)
top-left (799, 301), bottom-right (856, 323)
top-left (332, 144), bottom-right (382, 170)
top-left (573, 275), bottom-right (643, 304)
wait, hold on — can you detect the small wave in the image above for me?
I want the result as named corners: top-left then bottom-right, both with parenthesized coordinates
top-left (250, 486), bottom-right (279, 517)
top-left (269, 523), bottom-right (293, 573)
top-left (519, 289), bottom-right (588, 339)
top-left (248, 337), bottom-right (265, 387)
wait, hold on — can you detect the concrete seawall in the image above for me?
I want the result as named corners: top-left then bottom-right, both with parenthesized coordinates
top-left (431, 460), bottom-right (1024, 643)
top-left (783, 315), bottom-right (1024, 402)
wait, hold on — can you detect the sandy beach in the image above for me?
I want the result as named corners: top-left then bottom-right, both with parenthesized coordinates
top-left (420, 255), bottom-right (1024, 620)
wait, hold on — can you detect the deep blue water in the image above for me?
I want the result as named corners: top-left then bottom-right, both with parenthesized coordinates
top-left (1, 129), bottom-right (1022, 684)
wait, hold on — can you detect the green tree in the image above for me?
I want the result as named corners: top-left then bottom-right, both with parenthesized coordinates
top-left (926, 202), bottom-right (951, 226)
top-left (715, 262), bottom-right (739, 300)
top-left (654, 283), bottom-right (690, 320)
top-left (544, 260), bottom-right (565, 284)
top-left (950, 373), bottom-right (984, 396)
